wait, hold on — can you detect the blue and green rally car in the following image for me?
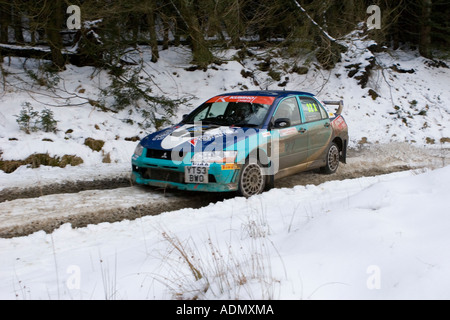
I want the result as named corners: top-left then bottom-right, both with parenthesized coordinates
top-left (132, 91), bottom-right (348, 197)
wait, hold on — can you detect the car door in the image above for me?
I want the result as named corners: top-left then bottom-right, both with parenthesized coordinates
top-left (271, 97), bottom-right (308, 170)
top-left (298, 97), bottom-right (332, 161)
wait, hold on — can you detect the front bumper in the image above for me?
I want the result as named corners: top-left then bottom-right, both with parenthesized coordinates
top-left (131, 155), bottom-right (240, 193)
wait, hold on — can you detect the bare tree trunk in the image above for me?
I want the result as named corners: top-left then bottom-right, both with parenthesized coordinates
top-left (223, 0), bottom-right (242, 47)
top-left (146, 1), bottom-right (159, 63)
top-left (161, 14), bottom-right (170, 50)
top-left (45, 0), bottom-right (65, 68)
top-left (0, 2), bottom-right (11, 43)
top-left (419, 0), bottom-right (432, 59)
top-left (12, 4), bottom-right (24, 44)
top-left (175, 0), bottom-right (214, 68)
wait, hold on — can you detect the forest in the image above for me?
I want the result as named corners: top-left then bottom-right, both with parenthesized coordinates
top-left (0, 0), bottom-right (449, 71)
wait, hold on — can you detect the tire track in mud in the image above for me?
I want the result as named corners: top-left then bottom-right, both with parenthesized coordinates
top-left (1, 144), bottom-right (449, 239)
top-left (0, 189), bottom-right (232, 239)
top-left (0, 176), bottom-right (133, 203)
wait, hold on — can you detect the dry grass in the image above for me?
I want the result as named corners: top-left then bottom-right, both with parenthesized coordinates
top-left (155, 210), bottom-right (284, 300)
top-left (0, 153), bottom-right (84, 173)
top-left (84, 138), bottom-right (105, 152)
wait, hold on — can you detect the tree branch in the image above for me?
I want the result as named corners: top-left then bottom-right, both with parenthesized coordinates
top-left (292, 0), bottom-right (336, 43)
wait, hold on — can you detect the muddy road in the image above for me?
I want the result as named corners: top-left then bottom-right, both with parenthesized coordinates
top-left (1, 143), bottom-right (449, 238)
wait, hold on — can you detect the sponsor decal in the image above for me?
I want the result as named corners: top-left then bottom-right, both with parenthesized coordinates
top-left (221, 163), bottom-right (240, 171)
top-left (207, 95), bottom-right (276, 105)
top-left (279, 127), bottom-right (297, 137)
top-left (152, 128), bottom-right (175, 141)
top-left (189, 138), bottom-right (198, 147)
top-left (331, 115), bottom-right (347, 131)
top-left (192, 162), bottom-right (210, 167)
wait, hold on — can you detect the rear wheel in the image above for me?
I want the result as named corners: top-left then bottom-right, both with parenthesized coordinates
top-left (238, 162), bottom-right (266, 198)
top-left (321, 142), bottom-right (340, 174)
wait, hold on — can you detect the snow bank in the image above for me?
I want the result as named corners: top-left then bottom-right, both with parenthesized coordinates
top-left (1, 166), bottom-right (450, 300)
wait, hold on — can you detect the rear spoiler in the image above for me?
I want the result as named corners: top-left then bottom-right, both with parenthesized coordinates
top-left (322, 100), bottom-right (344, 115)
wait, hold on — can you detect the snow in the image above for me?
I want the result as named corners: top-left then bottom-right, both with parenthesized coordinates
top-left (1, 166), bottom-right (450, 300)
top-left (1, 29), bottom-right (450, 300)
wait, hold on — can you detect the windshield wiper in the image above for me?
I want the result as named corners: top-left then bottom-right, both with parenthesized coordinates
top-left (200, 120), bottom-right (221, 126)
top-left (181, 120), bottom-right (221, 126)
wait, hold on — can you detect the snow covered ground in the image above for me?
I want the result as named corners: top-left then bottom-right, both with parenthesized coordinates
top-left (1, 166), bottom-right (450, 300)
top-left (1, 29), bottom-right (450, 299)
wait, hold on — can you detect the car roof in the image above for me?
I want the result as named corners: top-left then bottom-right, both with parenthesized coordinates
top-left (222, 90), bottom-right (315, 98)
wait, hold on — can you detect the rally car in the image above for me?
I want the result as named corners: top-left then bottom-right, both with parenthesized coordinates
top-left (132, 91), bottom-right (348, 198)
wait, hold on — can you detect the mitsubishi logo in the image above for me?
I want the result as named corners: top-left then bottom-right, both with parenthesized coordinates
top-left (161, 152), bottom-right (168, 159)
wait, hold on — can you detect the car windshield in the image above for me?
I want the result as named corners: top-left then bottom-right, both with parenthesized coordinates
top-left (182, 101), bottom-right (271, 128)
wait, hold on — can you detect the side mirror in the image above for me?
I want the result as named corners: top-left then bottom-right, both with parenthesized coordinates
top-left (182, 114), bottom-right (189, 121)
top-left (274, 118), bottom-right (291, 129)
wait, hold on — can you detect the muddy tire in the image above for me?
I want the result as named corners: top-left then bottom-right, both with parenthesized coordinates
top-left (321, 142), bottom-right (340, 174)
top-left (237, 161), bottom-right (266, 198)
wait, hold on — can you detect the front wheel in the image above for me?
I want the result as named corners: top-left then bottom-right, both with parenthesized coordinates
top-left (321, 142), bottom-right (340, 174)
top-left (237, 162), bottom-right (266, 198)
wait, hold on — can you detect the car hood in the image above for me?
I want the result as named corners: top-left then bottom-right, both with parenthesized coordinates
top-left (140, 123), bottom-right (261, 152)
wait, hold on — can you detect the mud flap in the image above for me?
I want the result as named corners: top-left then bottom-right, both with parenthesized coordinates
top-left (340, 140), bottom-right (348, 164)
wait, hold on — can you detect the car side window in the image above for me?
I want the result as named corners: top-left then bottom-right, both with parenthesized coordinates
top-left (273, 97), bottom-right (302, 127)
top-left (300, 98), bottom-right (325, 123)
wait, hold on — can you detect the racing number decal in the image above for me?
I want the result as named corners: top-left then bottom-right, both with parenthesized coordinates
top-left (306, 102), bottom-right (319, 113)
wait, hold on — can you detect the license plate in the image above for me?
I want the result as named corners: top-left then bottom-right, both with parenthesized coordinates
top-left (185, 166), bottom-right (209, 184)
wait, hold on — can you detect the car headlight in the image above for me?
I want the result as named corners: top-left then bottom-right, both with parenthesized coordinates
top-left (191, 151), bottom-right (237, 164)
top-left (134, 144), bottom-right (144, 157)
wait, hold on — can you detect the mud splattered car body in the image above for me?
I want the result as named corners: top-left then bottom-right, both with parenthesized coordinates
top-left (132, 91), bottom-right (348, 197)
